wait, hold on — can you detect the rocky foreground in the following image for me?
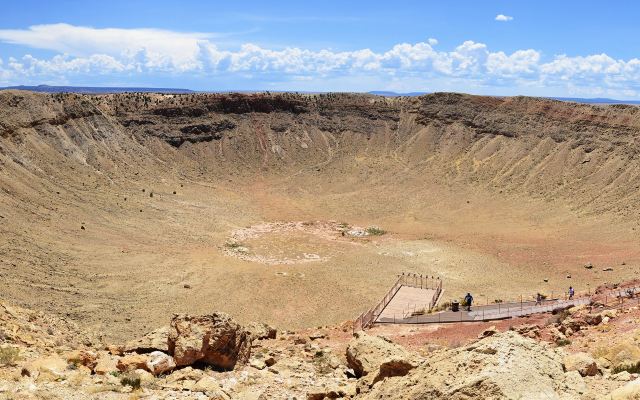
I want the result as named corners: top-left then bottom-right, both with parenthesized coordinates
top-left (2, 295), bottom-right (640, 399)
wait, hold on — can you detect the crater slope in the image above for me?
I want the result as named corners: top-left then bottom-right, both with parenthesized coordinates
top-left (1, 90), bottom-right (639, 341)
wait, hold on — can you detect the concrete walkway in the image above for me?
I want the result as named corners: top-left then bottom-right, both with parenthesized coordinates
top-left (376, 297), bottom-right (591, 324)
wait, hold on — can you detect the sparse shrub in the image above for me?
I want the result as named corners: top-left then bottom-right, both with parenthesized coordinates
top-left (612, 361), bottom-right (640, 374)
top-left (431, 301), bottom-right (451, 312)
top-left (109, 371), bottom-right (121, 377)
top-left (556, 338), bottom-right (571, 347)
top-left (225, 241), bottom-right (242, 249)
top-left (365, 226), bottom-right (386, 236)
top-left (120, 373), bottom-right (141, 390)
top-left (0, 346), bottom-right (20, 366)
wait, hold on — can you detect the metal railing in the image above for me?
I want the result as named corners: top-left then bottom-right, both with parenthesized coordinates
top-left (355, 280), bottom-right (640, 330)
top-left (380, 285), bottom-right (640, 325)
top-left (353, 273), bottom-right (443, 332)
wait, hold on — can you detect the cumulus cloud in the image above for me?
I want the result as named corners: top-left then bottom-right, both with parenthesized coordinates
top-left (1, 24), bottom-right (640, 97)
top-left (0, 23), bottom-right (213, 72)
top-left (495, 14), bottom-right (514, 22)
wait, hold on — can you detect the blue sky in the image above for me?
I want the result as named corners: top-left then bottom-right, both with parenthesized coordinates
top-left (1, 1), bottom-right (639, 97)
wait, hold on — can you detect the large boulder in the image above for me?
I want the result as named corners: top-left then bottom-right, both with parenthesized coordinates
top-left (346, 332), bottom-right (417, 385)
top-left (563, 352), bottom-right (599, 377)
top-left (168, 313), bottom-right (252, 370)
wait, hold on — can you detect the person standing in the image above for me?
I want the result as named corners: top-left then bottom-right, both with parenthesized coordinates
top-left (569, 286), bottom-right (575, 300)
top-left (464, 292), bottom-right (473, 311)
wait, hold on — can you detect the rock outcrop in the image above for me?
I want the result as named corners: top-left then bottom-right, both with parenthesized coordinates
top-left (362, 331), bottom-right (587, 399)
top-left (346, 332), bottom-right (417, 385)
top-left (168, 312), bottom-right (252, 370)
top-left (246, 322), bottom-right (277, 340)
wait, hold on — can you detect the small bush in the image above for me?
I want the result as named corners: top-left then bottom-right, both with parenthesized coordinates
top-left (120, 373), bottom-right (141, 390)
top-left (612, 361), bottom-right (640, 374)
top-left (224, 241), bottom-right (242, 249)
top-left (556, 339), bottom-right (571, 347)
top-left (431, 301), bottom-right (451, 312)
top-left (0, 346), bottom-right (20, 366)
top-left (365, 227), bottom-right (386, 236)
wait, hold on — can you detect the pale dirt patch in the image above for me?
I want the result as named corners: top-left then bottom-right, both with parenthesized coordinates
top-left (223, 221), bottom-right (371, 265)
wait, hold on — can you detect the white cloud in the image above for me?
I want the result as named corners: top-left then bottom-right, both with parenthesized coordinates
top-left (0, 23), bottom-right (213, 72)
top-left (495, 14), bottom-right (514, 22)
top-left (2, 24), bottom-right (640, 97)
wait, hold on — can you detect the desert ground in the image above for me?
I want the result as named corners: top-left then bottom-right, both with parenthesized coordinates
top-left (1, 90), bottom-right (639, 343)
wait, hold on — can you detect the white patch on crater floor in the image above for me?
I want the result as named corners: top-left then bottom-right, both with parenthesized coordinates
top-left (223, 221), bottom-right (378, 265)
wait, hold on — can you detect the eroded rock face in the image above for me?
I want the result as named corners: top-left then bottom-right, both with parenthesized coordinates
top-left (361, 331), bottom-right (587, 400)
top-left (246, 322), bottom-right (277, 341)
top-left (346, 332), bottom-right (417, 385)
top-left (168, 313), bottom-right (252, 370)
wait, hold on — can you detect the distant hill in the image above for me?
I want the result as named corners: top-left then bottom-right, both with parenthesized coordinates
top-left (369, 91), bottom-right (428, 97)
top-left (369, 91), bottom-right (640, 105)
top-left (550, 97), bottom-right (640, 105)
top-left (0, 84), bottom-right (194, 94)
top-left (3, 86), bottom-right (640, 105)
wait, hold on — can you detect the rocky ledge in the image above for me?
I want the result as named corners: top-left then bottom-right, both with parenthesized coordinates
top-left (1, 299), bottom-right (640, 399)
